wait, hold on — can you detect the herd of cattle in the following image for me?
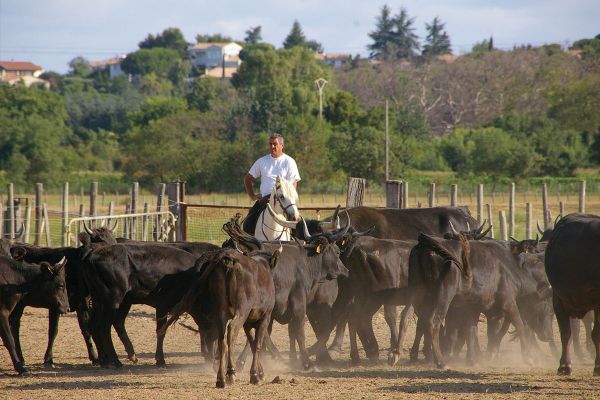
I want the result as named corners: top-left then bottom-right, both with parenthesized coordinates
top-left (1, 205), bottom-right (600, 388)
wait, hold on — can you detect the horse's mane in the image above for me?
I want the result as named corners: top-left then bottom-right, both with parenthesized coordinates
top-left (273, 176), bottom-right (298, 203)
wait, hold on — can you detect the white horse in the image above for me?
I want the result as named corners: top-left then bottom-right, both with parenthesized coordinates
top-left (255, 176), bottom-right (300, 241)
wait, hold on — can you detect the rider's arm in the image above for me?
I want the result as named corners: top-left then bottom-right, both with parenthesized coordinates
top-left (245, 174), bottom-right (261, 201)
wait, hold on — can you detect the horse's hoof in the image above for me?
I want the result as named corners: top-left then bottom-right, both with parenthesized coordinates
top-left (128, 354), bottom-right (138, 364)
top-left (216, 380), bottom-right (226, 388)
top-left (250, 374), bottom-right (260, 385)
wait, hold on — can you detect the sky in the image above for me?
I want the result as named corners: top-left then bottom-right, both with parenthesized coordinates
top-left (0, 0), bottom-right (598, 73)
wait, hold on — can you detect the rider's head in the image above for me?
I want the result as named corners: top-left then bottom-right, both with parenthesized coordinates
top-left (269, 133), bottom-right (285, 158)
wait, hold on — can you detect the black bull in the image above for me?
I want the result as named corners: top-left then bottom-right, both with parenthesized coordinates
top-left (393, 234), bottom-right (553, 368)
top-left (544, 213), bottom-right (600, 376)
top-left (300, 206), bottom-right (479, 360)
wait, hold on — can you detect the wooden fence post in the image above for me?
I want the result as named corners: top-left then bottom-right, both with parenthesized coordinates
top-left (402, 181), bottom-right (408, 209)
top-left (486, 204), bottom-right (494, 239)
top-left (346, 177), bottom-right (365, 208)
top-left (89, 182), bottom-right (98, 226)
top-left (24, 204), bottom-right (31, 243)
top-left (386, 180), bottom-right (402, 208)
top-left (450, 184), bottom-right (457, 207)
top-left (43, 203), bottom-right (51, 247)
top-left (156, 183), bottom-right (167, 241)
top-left (509, 182), bottom-right (515, 238)
top-left (499, 210), bottom-right (507, 241)
top-left (428, 183), bottom-right (436, 207)
top-left (131, 182), bottom-right (139, 239)
top-left (542, 183), bottom-right (550, 229)
top-left (477, 184), bottom-right (484, 224)
top-left (167, 182), bottom-right (183, 241)
top-left (34, 183), bottom-right (42, 245)
top-left (525, 203), bottom-right (532, 239)
top-left (62, 182), bottom-right (69, 246)
top-left (579, 180), bottom-right (586, 213)
top-left (7, 183), bottom-right (15, 240)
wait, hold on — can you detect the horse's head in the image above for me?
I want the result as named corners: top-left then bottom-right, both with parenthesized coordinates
top-left (271, 176), bottom-right (300, 221)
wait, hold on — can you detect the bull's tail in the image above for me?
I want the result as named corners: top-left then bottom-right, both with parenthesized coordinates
top-left (416, 233), bottom-right (472, 283)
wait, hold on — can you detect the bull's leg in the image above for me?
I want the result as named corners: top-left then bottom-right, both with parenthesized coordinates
top-left (329, 317), bottom-right (346, 353)
top-left (348, 315), bottom-right (360, 364)
top-left (8, 304), bottom-right (26, 366)
top-left (1, 311), bottom-right (29, 375)
top-left (288, 323), bottom-right (298, 362)
top-left (96, 306), bottom-right (122, 369)
top-left (264, 331), bottom-right (284, 360)
top-left (571, 317), bottom-right (585, 360)
top-left (216, 321), bottom-right (227, 388)
top-left (76, 304), bottom-right (99, 365)
top-left (113, 302), bottom-right (137, 363)
top-left (410, 316), bottom-right (426, 362)
top-left (384, 305), bottom-right (398, 352)
top-left (429, 281), bottom-right (458, 369)
top-left (290, 309), bottom-right (312, 369)
top-left (236, 339), bottom-right (251, 371)
top-left (307, 303), bottom-right (334, 365)
top-left (584, 311), bottom-right (596, 358)
top-left (504, 301), bottom-right (533, 366)
top-left (251, 315), bottom-right (270, 384)
top-left (43, 309), bottom-right (60, 367)
top-left (354, 299), bottom-right (381, 362)
top-left (388, 303), bottom-right (414, 366)
top-left (226, 318), bottom-right (240, 385)
top-left (591, 309), bottom-right (600, 376)
top-left (555, 299), bottom-right (573, 375)
top-left (155, 308), bottom-right (168, 366)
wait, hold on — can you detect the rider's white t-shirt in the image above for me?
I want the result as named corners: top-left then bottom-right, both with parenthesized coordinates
top-left (249, 153), bottom-right (301, 197)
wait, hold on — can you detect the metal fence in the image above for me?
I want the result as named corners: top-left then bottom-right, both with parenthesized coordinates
top-left (183, 204), bottom-right (339, 245)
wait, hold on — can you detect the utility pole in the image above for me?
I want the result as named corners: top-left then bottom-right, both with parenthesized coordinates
top-left (315, 78), bottom-right (328, 119)
top-left (385, 99), bottom-right (389, 181)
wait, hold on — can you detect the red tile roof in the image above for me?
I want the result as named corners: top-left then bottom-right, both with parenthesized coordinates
top-left (0, 61), bottom-right (42, 71)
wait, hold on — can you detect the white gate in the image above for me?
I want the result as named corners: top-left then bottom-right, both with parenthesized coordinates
top-left (65, 211), bottom-right (176, 246)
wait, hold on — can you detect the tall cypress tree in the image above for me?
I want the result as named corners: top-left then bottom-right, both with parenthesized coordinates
top-left (390, 7), bottom-right (419, 59)
top-left (283, 20), bottom-right (307, 49)
top-left (368, 5), bottom-right (395, 59)
top-left (422, 17), bottom-right (452, 57)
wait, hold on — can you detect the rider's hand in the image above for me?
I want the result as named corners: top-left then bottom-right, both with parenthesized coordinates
top-left (252, 193), bottom-right (262, 201)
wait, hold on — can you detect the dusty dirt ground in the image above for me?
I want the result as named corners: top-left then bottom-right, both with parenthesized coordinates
top-left (2, 305), bottom-right (599, 399)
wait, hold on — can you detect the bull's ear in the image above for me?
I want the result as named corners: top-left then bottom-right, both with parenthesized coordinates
top-left (314, 244), bottom-right (321, 254)
top-left (10, 246), bottom-right (27, 261)
top-left (270, 246), bottom-right (283, 269)
top-left (78, 232), bottom-right (92, 248)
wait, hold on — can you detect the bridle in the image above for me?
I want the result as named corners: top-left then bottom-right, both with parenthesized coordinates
top-left (259, 188), bottom-right (297, 240)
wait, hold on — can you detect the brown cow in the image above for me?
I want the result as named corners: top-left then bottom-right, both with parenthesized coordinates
top-left (165, 247), bottom-right (280, 387)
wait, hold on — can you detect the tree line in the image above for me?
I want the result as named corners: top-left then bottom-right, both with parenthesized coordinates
top-left (1, 6), bottom-right (599, 193)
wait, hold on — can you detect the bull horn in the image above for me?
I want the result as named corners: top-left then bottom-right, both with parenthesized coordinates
top-left (83, 221), bottom-right (94, 235)
top-left (14, 223), bottom-right (25, 241)
top-left (328, 211), bottom-right (351, 242)
top-left (265, 203), bottom-right (298, 229)
top-left (509, 236), bottom-right (518, 243)
top-left (55, 256), bottom-right (67, 271)
top-left (476, 220), bottom-right (487, 234)
top-left (330, 205), bottom-right (341, 229)
top-left (449, 220), bottom-right (460, 237)
top-left (301, 217), bottom-right (312, 241)
top-left (536, 220), bottom-right (544, 235)
top-left (477, 224), bottom-right (492, 239)
top-left (108, 219), bottom-right (119, 233)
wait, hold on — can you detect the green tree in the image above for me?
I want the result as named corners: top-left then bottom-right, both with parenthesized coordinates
top-left (422, 17), bottom-right (451, 57)
top-left (127, 96), bottom-right (187, 127)
top-left (324, 90), bottom-right (364, 126)
top-left (328, 126), bottom-right (385, 181)
top-left (68, 56), bottom-right (92, 77)
top-left (139, 27), bottom-right (189, 58)
top-left (368, 5), bottom-right (395, 59)
top-left (0, 85), bottom-right (78, 187)
top-left (283, 20), bottom-right (307, 49)
top-left (244, 26), bottom-right (262, 44)
top-left (471, 36), bottom-right (494, 57)
top-left (121, 48), bottom-right (190, 91)
top-left (390, 7), bottom-right (420, 59)
top-left (195, 33), bottom-right (233, 43)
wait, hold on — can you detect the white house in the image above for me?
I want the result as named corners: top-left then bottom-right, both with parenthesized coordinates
top-left (90, 55), bottom-right (127, 78)
top-left (0, 61), bottom-right (49, 88)
top-left (188, 42), bottom-right (243, 70)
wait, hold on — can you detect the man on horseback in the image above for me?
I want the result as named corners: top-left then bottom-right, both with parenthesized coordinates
top-left (243, 133), bottom-right (301, 235)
